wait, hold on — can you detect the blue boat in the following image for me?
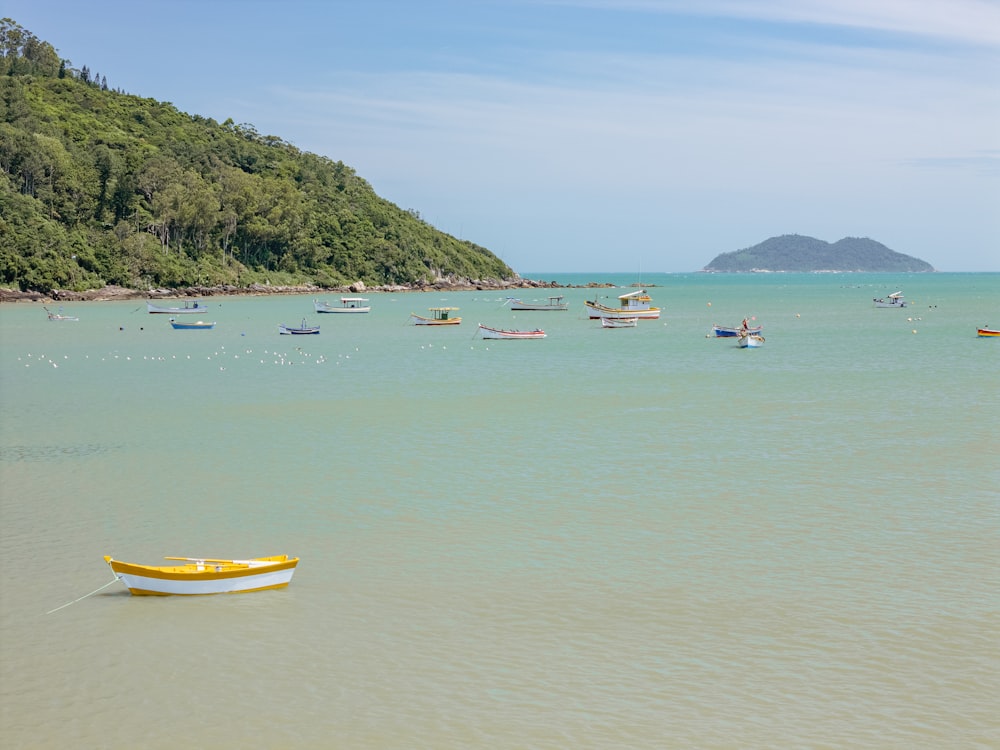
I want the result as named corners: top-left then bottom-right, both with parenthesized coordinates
top-left (712, 321), bottom-right (762, 337)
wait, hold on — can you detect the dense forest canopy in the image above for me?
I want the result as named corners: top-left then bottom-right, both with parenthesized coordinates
top-left (0, 19), bottom-right (516, 293)
top-left (704, 235), bottom-right (934, 272)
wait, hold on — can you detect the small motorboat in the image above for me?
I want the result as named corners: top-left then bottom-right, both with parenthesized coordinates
top-left (104, 555), bottom-right (298, 595)
top-left (410, 308), bottom-right (461, 325)
top-left (601, 316), bottom-right (638, 328)
top-left (738, 333), bottom-right (765, 348)
top-left (314, 297), bottom-right (371, 313)
top-left (279, 319), bottom-right (320, 335)
top-left (507, 295), bottom-right (569, 311)
top-left (478, 323), bottom-right (546, 339)
top-left (169, 318), bottom-right (215, 330)
top-left (712, 323), bottom-right (762, 337)
top-left (585, 290), bottom-right (660, 320)
top-left (873, 292), bottom-right (907, 308)
top-left (44, 307), bottom-right (78, 321)
top-left (147, 300), bottom-right (206, 314)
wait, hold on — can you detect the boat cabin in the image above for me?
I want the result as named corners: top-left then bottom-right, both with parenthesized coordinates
top-left (618, 289), bottom-right (655, 311)
top-left (429, 307), bottom-right (459, 321)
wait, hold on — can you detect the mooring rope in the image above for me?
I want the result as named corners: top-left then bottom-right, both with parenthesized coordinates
top-left (46, 576), bottom-right (120, 615)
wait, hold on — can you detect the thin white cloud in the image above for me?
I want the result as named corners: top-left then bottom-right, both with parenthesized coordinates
top-left (544, 0), bottom-right (1000, 46)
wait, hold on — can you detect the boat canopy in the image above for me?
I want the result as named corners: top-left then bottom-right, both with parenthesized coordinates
top-left (618, 289), bottom-right (652, 301)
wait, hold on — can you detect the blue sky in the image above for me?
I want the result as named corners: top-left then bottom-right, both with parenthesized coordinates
top-left (7, 0), bottom-right (999, 272)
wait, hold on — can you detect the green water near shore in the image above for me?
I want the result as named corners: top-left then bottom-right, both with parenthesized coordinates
top-left (2, 273), bottom-right (998, 748)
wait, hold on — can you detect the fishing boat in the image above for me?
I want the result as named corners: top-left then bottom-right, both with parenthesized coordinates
top-left (585, 289), bottom-right (660, 320)
top-left (977, 327), bottom-right (1000, 337)
top-left (279, 319), bottom-right (320, 335)
top-left (478, 323), bottom-right (546, 339)
top-left (738, 333), bottom-right (765, 348)
top-left (411, 307), bottom-right (461, 325)
top-left (314, 297), bottom-right (371, 313)
top-left (508, 295), bottom-right (569, 311)
top-left (104, 555), bottom-right (298, 596)
top-left (712, 323), bottom-right (762, 338)
top-left (601, 316), bottom-right (638, 328)
top-left (873, 292), bottom-right (907, 308)
top-left (169, 318), bottom-right (215, 330)
top-left (44, 307), bottom-right (78, 321)
top-left (146, 300), bottom-right (207, 314)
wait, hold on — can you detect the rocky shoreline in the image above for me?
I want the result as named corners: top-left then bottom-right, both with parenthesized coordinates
top-left (0, 277), bottom-right (620, 304)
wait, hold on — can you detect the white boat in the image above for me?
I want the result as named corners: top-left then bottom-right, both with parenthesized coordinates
top-left (279, 319), bottom-right (320, 335)
top-left (410, 307), bottom-right (461, 325)
top-left (873, 292), bottom-right (907, 308)
top-left (601, 316), bottom-right (638, 328)
top-left (478, 323), bottom-right (546, 339)
top-left (104, 555), bottom-right (298, 596)
top-left (44, 307), bottom-right (78, 321)
top-left (314, 297), bottom-right (371, 313)
top-left (585, 289), bottom-right (660, 319)
top-left (146, 300), bottom-right (207, 314)
top-left (508, 295), bottom-right (568, 311)
top-left (738, 333), bottom-right (765, 348)
top-left (169, 318), bottom-right (216, 330)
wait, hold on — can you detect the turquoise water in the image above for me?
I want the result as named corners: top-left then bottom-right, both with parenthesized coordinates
top-left (1, 274), bottom-right (998, 748)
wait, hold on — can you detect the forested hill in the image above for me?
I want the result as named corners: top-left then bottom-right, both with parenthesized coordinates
top-left (0, 19), bottom-right (516, 294)
top-left (703, 235), bottom-right (935, 272)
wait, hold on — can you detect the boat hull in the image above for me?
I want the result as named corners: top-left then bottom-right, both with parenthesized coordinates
top-left (601, 316), bottom-right (637, 328)
top-left (977, 328), bottom-right (1000, 337)
top-left (170, 320), bottom-right (215, 330)
top-left (478, 324), bottom-right (546, 339)
top-left (147, 301), bottom-right (206, 314)
top-left (713, 325), bottom-right (762, 337)
top-left (411, 315), bottom-right (461, 325)
top-left (508, 297), bottom-right (568, 311)
top-left (314, 298), bottom-right (371, 313)
top-left (738, 334), bottom-right (764, 348)
top-left (105, 555), bottom-right (298, 596)
top-left (279, 324), bottom-right (320, 334)
top-left (584, 301), bottom-right (660, 319)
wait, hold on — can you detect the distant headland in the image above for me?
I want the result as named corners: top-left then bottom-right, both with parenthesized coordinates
top-left (703, 235), bottom-right (935, 273)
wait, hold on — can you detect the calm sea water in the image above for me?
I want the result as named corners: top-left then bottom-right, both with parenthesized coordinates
top-left (1, 273), bottom-right (998, 749)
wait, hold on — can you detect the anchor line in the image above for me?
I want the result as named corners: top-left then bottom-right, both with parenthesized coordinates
top-left (46, 576), bottom-right (121, 615)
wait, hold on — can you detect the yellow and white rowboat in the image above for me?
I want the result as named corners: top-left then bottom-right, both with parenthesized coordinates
top-left (104, 555), bottom-right (298, 596)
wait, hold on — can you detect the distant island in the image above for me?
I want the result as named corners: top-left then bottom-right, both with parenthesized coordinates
top-left (703, 235), bottom-right (935, 273)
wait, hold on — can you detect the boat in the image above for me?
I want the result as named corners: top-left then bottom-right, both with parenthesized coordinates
top-left (873, 292), bottom-right (907, 308)
top-left (712, 323), bottom-right (762, 338)
top-left (977, 327), bottom-right (1000, 337)
top-left (478, 323), bottom-right (546, 339)
top-left (314, 297), bottom-right (371, 313)
top-left (279, 319), bottom-right (320, 335)
top-left (584, 289), bottom-right (660, 319)
top-left (146, 300), bottom-right (207, 314)
top-left (410, 307), bottom-right (461, 325)
top-left (738, 333), bottom-right (765, 348)
top-left (169, 318), bottom-right (215, 330)
top-left (44, 307), bottom-right (78, 321)
top-left (508, 295), bottom-right (569, 311)
top-left (601, 316), bottom-right (638, 328)
top-left (104, 555), bottom-right (298, 596)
